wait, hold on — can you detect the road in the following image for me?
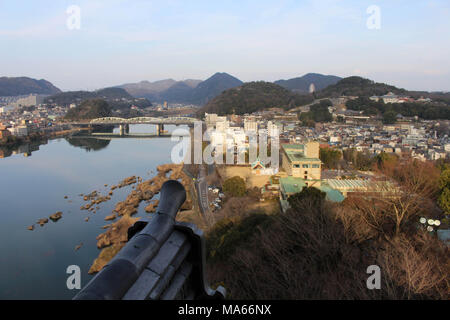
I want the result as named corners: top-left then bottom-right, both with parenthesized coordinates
top-left (287, 98), bottom-right (331, 113)
top-left (195, 165), bottom-right (214, 226)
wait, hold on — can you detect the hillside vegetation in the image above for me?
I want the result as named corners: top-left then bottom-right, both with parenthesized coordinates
top-left (318, 76), bottom-right (408, 98)
top-left (275, 73), bottom-right (341, 93)
top-left (46, 87), bottom-right (151, 110)
top-left (346, 97), bottom-right (450, 120)
top-left (64, 99), bottom-right (112, 120)
top-left (206, 159), bottom-right (449, 299)
top-left (199, 81), bottom-right (314, 116)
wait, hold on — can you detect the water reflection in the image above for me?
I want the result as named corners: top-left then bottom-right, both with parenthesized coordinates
top-left (0, 139), bottom-right (47, 159)
top-left (65, 137), bottom-right (111, 152)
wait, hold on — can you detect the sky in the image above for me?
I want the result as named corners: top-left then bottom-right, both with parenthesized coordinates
top-left (0, 0), bottom-right (449, 92)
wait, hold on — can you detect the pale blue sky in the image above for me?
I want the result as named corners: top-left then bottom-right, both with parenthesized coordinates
top-left (0, 0), bottom-right (449, 91)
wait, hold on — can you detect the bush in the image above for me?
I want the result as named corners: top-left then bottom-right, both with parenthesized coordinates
top-left (223, 176), bottom-right (246, 197)
top-left (288, 186), bottom-right (326, 211)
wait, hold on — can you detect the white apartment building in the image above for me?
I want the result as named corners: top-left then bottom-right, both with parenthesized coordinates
top-left (267, 121), bottom-right (281, 137)
top-left (215, 120), bottom-right (229, 132)
top-left (244, 119), bottom-right (258, 132)
top-left (12, 94), bottom-right (45, 108)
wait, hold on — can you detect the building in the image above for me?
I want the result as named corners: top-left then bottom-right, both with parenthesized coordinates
top-left (281, 142), bottom-right (322, 185)
top-left (0, 125), bottom-right (11, 142)
top-left (277, 142), bottom-right (348, 212)
top-left (267, 121), bottom-right (282, 137)
top-left (279, 176), bottom-right (345, 206)
top-left (205, 113), bottom-right (227, 128)
top-left (8, 125), bottom-right (28, 137)
top-left (215, 120), bottom-right (229, 132)
top-left (244, 119), bottom-right (258, 132)
top-left (325, 179), bottom-right (395, 197)
top-left (369, 92), bottom-right (412, 104)
top-left (251, 158), bottom-right (278, 175)
top-left (12, 94), bottom-right (45, 108)
top-left (0, 105), bottom-right (15, 113)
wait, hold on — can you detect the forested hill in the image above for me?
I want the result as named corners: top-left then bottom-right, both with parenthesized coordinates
top-left (64, 99), bottom-right (112, 120)
top-left (45, 87), bottom-right (152, 110)
top-left (0, 77), bottom-right (61, 96)
top-left (318, 76), bottom-right (408, 98)
top-left (198, 81), bottom-right (314, 116)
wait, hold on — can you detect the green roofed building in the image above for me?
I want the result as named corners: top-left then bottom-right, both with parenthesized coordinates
top-left (281, 142), bottom-right (322, 187)
top-left (279, 176), bottom-right (345, 211)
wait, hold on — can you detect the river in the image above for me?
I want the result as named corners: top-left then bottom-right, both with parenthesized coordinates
top-left (0, 124), bottom-right (185, 299)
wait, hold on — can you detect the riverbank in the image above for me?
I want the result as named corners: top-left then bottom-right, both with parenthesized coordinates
top-left (87, 163), bottom-right (198, 274)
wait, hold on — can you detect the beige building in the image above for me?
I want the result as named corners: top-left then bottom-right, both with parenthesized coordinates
top-left (281, 142), bottom-right (322, 187)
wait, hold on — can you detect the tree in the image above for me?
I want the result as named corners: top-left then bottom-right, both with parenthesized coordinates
top-left (223, 176), bottom-right (246, 197)
top-left (372, 158), bottom-right (440, 236)
top-left (438, 168), bottom-right (450, 215)
top-left (438, 188), bottom-right (450, 215)
top-left (383, 110), bottom-right (397, 124)
top-left (320, 147), bottom-right (342, 169)
top-left (64, 99), bottom-right (112, 120)
top-left (288, 187), bottom-right (326, 211)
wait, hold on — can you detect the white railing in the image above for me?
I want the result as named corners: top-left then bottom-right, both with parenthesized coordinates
top-left (89, 117), bottom-right (198, 124)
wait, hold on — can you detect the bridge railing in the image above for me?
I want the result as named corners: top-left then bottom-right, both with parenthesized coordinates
top-left (73, 180), bottom-right (225, 300)
top-left (88, 116), bottom-right (198, 124)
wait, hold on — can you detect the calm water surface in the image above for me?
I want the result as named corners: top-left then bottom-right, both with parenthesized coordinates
top-left (0, 125), bottom-right (184, 299)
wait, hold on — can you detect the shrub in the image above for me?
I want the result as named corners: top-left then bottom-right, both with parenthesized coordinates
top-left (223, 176), bottom-right (246, 197)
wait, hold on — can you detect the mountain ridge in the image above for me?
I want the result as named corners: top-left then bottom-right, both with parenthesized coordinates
top-left (0, 76), bottom-right (61, 96)
top-left (275, 73), bottom-right (342, 93)
top-left (119, 72), bottom-right (243, 105)
top-left (198, 81), bottom-right (314, 116)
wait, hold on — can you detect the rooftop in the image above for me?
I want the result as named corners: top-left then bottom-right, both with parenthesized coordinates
top-left (282, 144), bottom-right (321, 163)
top-left (326, 179), bottom-right (396, 192)
top-left (280, 177), bottom-right (345, 203)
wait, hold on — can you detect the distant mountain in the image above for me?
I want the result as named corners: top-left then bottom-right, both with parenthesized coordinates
top-left (189, 72), bottom-right (243, 105)
top-left (45, 87), bottom-right (152, 110)
top-left (118, 73), bottom-right (242, 105)
top-left (118, 78), bottom-right (202, 98)
top-left (318, 76), bottom-right (408, 98)
top-left (183, 79), bottom-right (203, 88)
top-left (275, 73), bottom-right (341, 93)
top-left (199, 81), bottom-right (314, 116)
top-left (159, 82), bottom-right (196, 103)
top-left (0, 76), bottom-right (61, 96)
